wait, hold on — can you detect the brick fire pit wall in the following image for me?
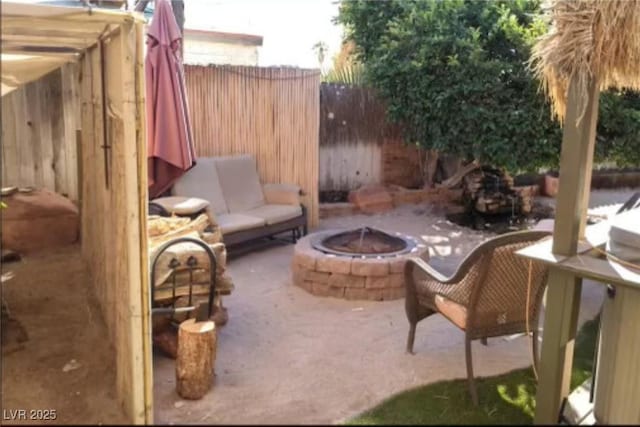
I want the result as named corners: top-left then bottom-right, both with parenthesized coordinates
top-left (291, 231), bottom-right (429, 301)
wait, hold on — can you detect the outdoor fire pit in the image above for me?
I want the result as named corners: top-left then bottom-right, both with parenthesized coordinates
top-left (291, 227), bottom-right (428, 300)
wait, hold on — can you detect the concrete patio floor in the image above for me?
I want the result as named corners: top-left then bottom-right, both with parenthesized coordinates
top-left (153, 190), bottom-right (636, 425)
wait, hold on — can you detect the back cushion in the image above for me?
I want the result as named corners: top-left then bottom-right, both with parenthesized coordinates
top-left (172, 157), bottom-right (229, 215)
top-left (214, 155), bottom-right (265, 212)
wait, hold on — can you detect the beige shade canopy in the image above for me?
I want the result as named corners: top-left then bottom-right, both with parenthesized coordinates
top-left (531, 0), bottom-right (640, 124)
top-left (1, 1), bottom-right (143, 96)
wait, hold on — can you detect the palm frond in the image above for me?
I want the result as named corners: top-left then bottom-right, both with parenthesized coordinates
top-left (323, 62), bottom-right (367, 86)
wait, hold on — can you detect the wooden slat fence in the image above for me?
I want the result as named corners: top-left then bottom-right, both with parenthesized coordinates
top-left (319, 83), bottom-right (425, 191)
top-left (1, 63), bottom-right (80, 200)
top-left (184, 64), bottom-right (320, 227)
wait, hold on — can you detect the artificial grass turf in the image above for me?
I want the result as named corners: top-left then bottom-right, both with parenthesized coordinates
top-left (346, 316), bottom-right (599, 425)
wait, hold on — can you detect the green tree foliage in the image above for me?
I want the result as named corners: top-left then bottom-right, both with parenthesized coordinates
top-left (597, 90), bottom-right (640, 167)
top-left (337, 0), bottom-right (639, 172)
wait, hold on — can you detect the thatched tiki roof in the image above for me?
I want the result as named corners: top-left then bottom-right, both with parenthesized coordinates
top-left (531, 0), bottom-right (640, 124)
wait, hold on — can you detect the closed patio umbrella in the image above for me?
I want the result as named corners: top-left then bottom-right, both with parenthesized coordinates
top-left (146, 0), bottom-right (196, 199)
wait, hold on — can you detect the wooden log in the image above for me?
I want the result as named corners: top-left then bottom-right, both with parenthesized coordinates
top-left (210, 295), bottom-right (229, 327)
top-left (153, 328), bottom-right (178, 359)
top-left (438, 159), bottom-right (480, 189)
top-left (148, 213), bottom-right (210, 248)
top-left (154, 274), bottom-right (235, 303)
top-left (152, 241), bottom-right (227, 287)
top-left (176, 319), bottom-right (216, 400)
top-left (167, 266), bottom-right (227, 286)
top-left (168, 294), bottom-right (229, 325)
top-left (154, 292), bottom-right (228, 323)
top-left (201, 228), bottom-right (223, 244)
top-left (148, 215), bottom-right (191, 237)
top-left (203, 207), bottom-right (218, 228)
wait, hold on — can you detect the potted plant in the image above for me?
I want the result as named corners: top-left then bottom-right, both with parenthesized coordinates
top-left (543, 170), bottom-right (560, 197)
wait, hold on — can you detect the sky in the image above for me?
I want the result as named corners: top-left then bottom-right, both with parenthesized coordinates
top-left (185, 0), bottom-right (344, 69)
top-left (16, 0), bottom-right (345, 70)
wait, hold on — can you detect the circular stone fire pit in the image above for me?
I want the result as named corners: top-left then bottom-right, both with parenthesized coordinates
top-left (291, 227), bottom-right (428, 301)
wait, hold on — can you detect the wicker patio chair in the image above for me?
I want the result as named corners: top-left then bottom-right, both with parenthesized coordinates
top-left (404, 230), bottom-right (551, 405)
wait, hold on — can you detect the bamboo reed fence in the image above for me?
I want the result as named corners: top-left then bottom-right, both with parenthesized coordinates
top-left (184, 65), bottom-right (320, 227)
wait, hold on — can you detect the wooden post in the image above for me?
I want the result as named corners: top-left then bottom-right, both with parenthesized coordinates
top-left (114, 21), bottom-right (151, 424)
top-left (133, 19), bottom-right (154, 424)
top-left (534, 75), bottom-right (600, 424)
top-left (176, 319), bottom-right (217, 399)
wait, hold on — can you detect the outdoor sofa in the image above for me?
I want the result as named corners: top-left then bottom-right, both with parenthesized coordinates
top-left (167, 154), bottom-right (307, 247)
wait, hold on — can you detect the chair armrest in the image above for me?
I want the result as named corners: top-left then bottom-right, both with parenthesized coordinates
top-left (263, 183), bottom-right (302, 206)
top-left (405, 252), bottom-right (483, 285)
top-left (405, 256), bottom-right (456, 284)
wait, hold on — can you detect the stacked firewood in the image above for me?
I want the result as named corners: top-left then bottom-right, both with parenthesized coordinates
top-left (148, 211), bottom-right (234, 358)
top-left (462, 166), bottom-right (530, 215)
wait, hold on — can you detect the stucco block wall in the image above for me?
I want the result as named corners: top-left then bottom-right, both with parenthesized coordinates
top-left (184, 39), bottom-right (259, 66)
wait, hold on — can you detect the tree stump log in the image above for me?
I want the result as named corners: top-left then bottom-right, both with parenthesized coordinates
top-left (176, 319), bottom-right (216, 399)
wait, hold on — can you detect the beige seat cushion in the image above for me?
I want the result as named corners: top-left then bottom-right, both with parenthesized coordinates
top-left (435, 294), bottom-right (468, 330)
top-left (217, 213), bottom-right (265, 234)
top-left (435, 294), bottom-right (526, 332)
top-left (243, 204), bottom-right (302, 225)
top-left (214, 155), bottom-right (265, 213)
top-left (263, 183), bottom-right (301, 206)
top-left (152, 196), bottom-right (209, 215)
top-left (172, 158), bottom-right (229, 215)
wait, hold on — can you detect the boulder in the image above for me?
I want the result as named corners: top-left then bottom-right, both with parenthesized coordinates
top-left (348, 184), bottom-right (393, 214)
top-left (1, 189), bottom-right (79, 254)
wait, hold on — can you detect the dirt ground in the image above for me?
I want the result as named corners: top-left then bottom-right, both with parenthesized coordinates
top-left (2, 190), bottom-right (631, 424)
top-left (1, 245), bottom-right (126, 425)
top-left (153, 189), bottom-right (637, 425)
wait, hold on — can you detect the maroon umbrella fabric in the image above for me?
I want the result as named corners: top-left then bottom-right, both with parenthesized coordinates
top-left (146, 0), bottom-right (196, 199)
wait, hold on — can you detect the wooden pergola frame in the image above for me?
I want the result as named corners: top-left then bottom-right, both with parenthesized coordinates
top-left (518, 72), bottom-right (640, 425)
top-left (1, 2), bottom-right (153, 424)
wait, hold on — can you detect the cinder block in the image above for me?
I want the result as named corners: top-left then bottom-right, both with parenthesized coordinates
top-left (351, 258), bottom-right (390, 276)
top-left (328, 273), bottom-right (365, 288)
top-left (316, 255), bottom-right (352, 274)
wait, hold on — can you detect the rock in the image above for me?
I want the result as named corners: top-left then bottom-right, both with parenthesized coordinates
top-left (210, 304), bottom-right (229, 327)
top-left (154, 329), bottom-right (178, 359)
top-left (348, 185), bottom-right (394, 214)
top-left (2, 188), bottom-right (79, 254)
top-left (444, 203), bottom-right (467, 215)
top-left (389, 186), bottom-right (426, 206)
top-left (1, 250), bottom-right (21, 263)
top-left (62, 359), bottom-right (81, 372)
